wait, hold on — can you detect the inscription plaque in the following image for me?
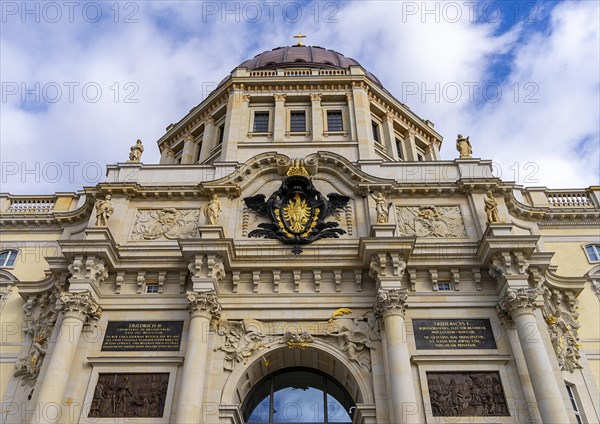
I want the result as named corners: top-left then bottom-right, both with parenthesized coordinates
top-left (101, 321), bottom-right (183, 351)
top-left (427, 371), bottom-right (509, 417)
top-left (89, 373), bottom-right (169, 418)
top-left (413, 319), bottom-right (496, 349)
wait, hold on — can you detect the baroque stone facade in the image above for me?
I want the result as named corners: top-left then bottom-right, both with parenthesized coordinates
top-left (0, 43), bottom-right (599, 424)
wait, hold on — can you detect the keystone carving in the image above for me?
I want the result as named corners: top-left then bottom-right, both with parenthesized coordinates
top-left (373, 289), bottom-right (408, 319)
top-left (60, 291), bottom-right (102, 323)
top-left (186, 291), bottom-right (222, 320)
top-left (496, 288), bottom-right (538, 320)
top-left (68, 256), bottom-right (109, 285)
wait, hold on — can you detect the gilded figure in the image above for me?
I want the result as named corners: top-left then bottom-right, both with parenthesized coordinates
top-left (204, 194), bottom-right (222, 225)
top-left (484, 191), bottom-right (501, 223)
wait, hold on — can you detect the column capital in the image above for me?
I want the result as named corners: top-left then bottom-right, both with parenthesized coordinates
top-left (59, 291), bottom-right (102, 322)
top-left (274, 93), bottom-right (287, 102)
top-left (309, 93), bottom-right (322, 102)
top-left (497, 287), bottom-right (539, 319)
top-left (186, 290), bottom-right (221, 319)
top-left (373, 289), bottom-right (408, 319)
top-left (183, 133), bottom-right (194, 143)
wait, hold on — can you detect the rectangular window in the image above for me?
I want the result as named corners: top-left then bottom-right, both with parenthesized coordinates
top-left (217, 124), bottom-right (225, 144)
top-left (146, 284), bottom-right (160, 294)
top-left (372, 121), bottom-right (380, 143)
top-left (326, 110), bottom-right (343, 132)
top-left (566, 384), bottom-right (584, 424)
top-left (290, 111), bottom-right (306, 132)
top-left (253, 112), bottom-right (270, 133)
top-left (437, 282), bottom-right (452, 291)
top-left (396, 138), bottom-right (404, 160)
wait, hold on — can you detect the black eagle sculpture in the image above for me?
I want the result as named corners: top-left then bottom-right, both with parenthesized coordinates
top-left (244, 175), bottom-right (350, 254)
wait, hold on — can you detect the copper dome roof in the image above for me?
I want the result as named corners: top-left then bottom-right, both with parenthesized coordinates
top-left (238, 45), bottom-right (382, 86)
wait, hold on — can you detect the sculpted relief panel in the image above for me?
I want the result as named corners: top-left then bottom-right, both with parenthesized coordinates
top-left (427, 371), bottom-right (509, 417)
top-left (131, 209), bottom-right (199, 240)
top-left (396, 205), bottom-right (467, 238)
top-left (88, 373), bottom-right (169, 418)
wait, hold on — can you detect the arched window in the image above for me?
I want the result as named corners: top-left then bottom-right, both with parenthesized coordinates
top-left (243, 368), bottom-right (354, 423)
top-left (584, 244), bottom-right (600, 263)
top-left (0, 250), bottom-right (18, 268)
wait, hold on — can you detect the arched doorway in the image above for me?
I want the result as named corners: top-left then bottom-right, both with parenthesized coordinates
top-left (242, 367), bottom-right (354, 423)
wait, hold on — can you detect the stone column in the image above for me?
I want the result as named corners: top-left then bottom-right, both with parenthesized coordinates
top-left (373, 289), bottom-right (420, 423)
top-left (497, 288), bottom-right (570, 424)
top-left (381, 113), bottom-right (397, 158)
top-left (33, 292), bottom-right (101, 424)
top-left (175, 291), bottom-right (221, 424)
top-left (351, 84), bottom-right (376, 160)
top-left (310, 93), bottom-right (323, 141)
top-left (198, 117), bottom-right (216, 163)
top-left (181, 134), bottom-right (198, 165)
top-left (403, 130), bottom-right (419, 161)
top-left (273, 94), bottom-right (286, 141)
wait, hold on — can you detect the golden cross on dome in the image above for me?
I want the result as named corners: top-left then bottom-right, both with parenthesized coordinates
top-left (293, 32), bottom-right (306, 46)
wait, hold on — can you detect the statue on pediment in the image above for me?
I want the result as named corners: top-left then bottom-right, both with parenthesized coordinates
top-left (128, 139), bottom-right (144, 162)
top-left (456, 134), bottom-right (472, 158)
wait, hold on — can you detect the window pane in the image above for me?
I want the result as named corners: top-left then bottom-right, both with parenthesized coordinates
top-left (273, 371), bottom-right (324, 423)
top-left (586, 245), bottom-right (599, 261)
top-left (0, 250), bottom-right (16, 267)
top-left (326, 378), bottom-right (353, 423)
top-left (254, 112), bottom-right (270, 132)
top-left (372, 122), bottom-right (380, 142)
top-left (290, 111), bottom-right (306, 132)
top-left (218, 124), bottom-right (225, 144)
top-left (327, 111), bottom-right (343, 132)
top-left (245, 378), bottom-right (271, 422)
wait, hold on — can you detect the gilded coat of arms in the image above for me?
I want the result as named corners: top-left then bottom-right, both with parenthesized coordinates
top-left (244, 167), bottom-right (349, 254)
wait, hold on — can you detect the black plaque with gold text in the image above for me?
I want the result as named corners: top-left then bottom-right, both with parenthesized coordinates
top-left (413, 319), bottom-right (497, 349)
top-left (101, 321), bottom-right (183, 351)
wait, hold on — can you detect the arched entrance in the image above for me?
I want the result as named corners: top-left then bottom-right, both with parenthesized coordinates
top-left (243, 367), bottom-right (354, 423)
top-left (220, 341), bottom-right (376, 424)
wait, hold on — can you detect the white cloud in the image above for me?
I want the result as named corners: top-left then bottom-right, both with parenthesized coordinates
top-left (0, 1), bottom-right (598, 194)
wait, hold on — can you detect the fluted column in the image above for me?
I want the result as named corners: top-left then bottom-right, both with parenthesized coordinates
top-left (175, 291), bottom-right (221, 424)
top-left (373, 289), bottom-right (420, 423)
top-left (33, 292), bottom-right (101, 424)
top-left (497, 288), bottom-right (570, 424)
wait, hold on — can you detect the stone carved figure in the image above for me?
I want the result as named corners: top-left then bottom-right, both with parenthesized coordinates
top-left (325, 315), bottom-right (379, 370)
top-left (203, 194), bottom-right (222, 225)
top-left (456, 134), bottom-right (472, 158)
top-left (484, 191), bottom-right (501, 223)
top-left (88, 373), bottom-right (169, 418)
top-left (542, 288), bottom-right (582, 373)
top-left (128, 139), bottom-right (144, 162)
top-left (215, 319), bottom-right (268, 371)
top-left (14, 293), bottom-right (58, 387)
top-left (95, 195), bottom-right (114, 227)
top-left (396, 205), bottom-right (467, 238)
top-left (427, 371), bottom-right (509, 417)
top-left (131, 209), bottom-right (199, 240)
top-left (370, 190), bottom-right (391, 224)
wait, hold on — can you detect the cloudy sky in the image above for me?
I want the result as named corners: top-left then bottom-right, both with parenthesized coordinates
top-left (1, 0), bottom-right (599, 194)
